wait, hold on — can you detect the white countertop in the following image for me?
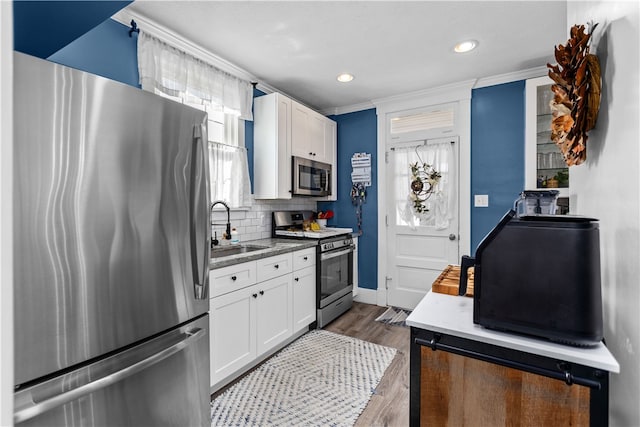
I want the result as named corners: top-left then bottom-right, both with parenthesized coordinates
top-left (406, 291), bottom-right (620, 373)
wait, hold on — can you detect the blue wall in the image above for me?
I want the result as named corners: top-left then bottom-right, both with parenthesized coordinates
top-left (14, 1), bottom-right (132, 59)
top-left (318, 109), bottom-right (378, 290)
top-left (48, 19), bottom-right (139, 88)
top-left (470, 81), bottom-right (525, 252)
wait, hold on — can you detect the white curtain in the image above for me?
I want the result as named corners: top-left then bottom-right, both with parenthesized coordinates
top-left (137, 31), bottom-right (253, 120)
top-left (209, 142), bottom-right (251, 208)
top-left (393, 140), bottom-right (456, 230)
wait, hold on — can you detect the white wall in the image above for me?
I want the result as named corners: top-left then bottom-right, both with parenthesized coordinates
top-left (567, 2), bottom-right (640, 426)
top-left (210, 197), bottom-right (317, 242)
top-left (0, 2), bottom-right (13, 425)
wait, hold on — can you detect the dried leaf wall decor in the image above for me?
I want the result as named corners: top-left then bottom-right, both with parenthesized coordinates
top-left (547, 23), bottom-right (601, 166)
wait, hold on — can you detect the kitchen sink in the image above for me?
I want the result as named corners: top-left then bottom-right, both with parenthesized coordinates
top-left (210, 244), bottom-right (269, 259)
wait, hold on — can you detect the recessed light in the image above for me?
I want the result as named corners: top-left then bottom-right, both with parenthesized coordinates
top-left (454, 40), bottom-right (478, 53)
top-left (337, 73), bottom-right (354, 83)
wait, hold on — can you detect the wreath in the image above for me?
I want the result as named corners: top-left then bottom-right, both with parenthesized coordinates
top-left (409, 162), bottom-right (441, 213)
top-left (547, 22), bottom-right (601, 166)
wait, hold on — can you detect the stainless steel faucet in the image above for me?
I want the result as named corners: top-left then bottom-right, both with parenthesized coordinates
top-left (210, 200), bottom-right (232, 244)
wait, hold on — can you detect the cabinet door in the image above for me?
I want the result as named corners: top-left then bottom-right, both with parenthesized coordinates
top-left (210, 286), bottom-right (256, 387)
top-left (291, 101), bottom-right (312, 159)
top-left (255, 275), bottom-right (293, 356)
top-left (309, 114), bottom-right (326, 161)
top-left (291, 101), bottom-right (328, 162)
top-left (292, 265), bottom-right (316, 333)
top-left (324, 118), bottom-right (337, 201)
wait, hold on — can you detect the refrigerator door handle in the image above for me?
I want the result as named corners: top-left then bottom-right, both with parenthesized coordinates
top-left (190, 124), bottom-right (210, 300)
top-left (14, 328), bottom-right (206, 424)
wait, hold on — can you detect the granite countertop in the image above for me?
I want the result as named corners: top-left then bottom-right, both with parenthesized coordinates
top-left (208, 238), bottom-right (317, 270)
top-left (406, 291), bottom-right (620, 373)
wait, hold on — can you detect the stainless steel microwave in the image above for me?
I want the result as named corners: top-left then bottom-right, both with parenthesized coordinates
top-left (292, 156), bottom-right (332, 197)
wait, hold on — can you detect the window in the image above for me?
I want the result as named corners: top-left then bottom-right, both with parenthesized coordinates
top-left (137, 31), bottom-right (253, 208)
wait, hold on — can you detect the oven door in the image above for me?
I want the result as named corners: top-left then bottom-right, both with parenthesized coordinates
top-left (318, 245), bottom-right (353, 308)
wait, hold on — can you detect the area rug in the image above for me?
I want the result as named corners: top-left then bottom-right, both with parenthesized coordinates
top-left (210, 329), bottom-right (397, 426)
top-left (374, 306), bottom-right (412, 327)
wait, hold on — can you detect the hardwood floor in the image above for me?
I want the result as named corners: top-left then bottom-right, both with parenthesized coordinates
top-left (324, 302), bottom-right (410, 427)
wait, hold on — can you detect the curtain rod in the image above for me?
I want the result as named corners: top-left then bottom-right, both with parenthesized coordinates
top-left (129, 20), bottom-right (139, 38)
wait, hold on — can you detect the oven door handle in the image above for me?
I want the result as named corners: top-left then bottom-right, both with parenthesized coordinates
top-left (320, 246), bottom-right (354, 261)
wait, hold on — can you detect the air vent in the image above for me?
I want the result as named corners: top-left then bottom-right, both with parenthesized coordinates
top-left (390, 108), bottom-right (455, 134)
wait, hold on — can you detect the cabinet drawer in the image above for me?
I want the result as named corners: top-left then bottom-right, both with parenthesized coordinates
top-left (293, 247), bottom-right (316, 270)
top-left (256, 253), bottom-right (293, 282)
top-left (210, 261), bottom-right (257, 298)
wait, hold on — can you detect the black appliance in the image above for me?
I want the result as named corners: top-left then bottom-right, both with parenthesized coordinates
top-left (463, 210), bottom-right (603, 347)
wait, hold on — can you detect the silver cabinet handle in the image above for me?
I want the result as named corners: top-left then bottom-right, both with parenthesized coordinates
top-left (14, 328), bottom-right (205, 424)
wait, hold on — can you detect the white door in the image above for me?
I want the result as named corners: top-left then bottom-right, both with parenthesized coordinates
top-left (386, 137), bottom-right (460, 309)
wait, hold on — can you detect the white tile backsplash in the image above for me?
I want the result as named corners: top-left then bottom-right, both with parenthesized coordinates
top-left (210, 196), bottom-right (317, 242)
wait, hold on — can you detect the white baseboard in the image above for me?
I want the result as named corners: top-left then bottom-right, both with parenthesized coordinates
top-left (353, 287), bottom-right (379, 305)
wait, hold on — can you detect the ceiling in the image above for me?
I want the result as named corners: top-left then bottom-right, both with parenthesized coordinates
top-left (123, 1), bottom-right (567, 114)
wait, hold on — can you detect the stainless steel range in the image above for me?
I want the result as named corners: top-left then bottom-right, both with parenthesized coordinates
top-left (272, 211), bottom-right (354, 327)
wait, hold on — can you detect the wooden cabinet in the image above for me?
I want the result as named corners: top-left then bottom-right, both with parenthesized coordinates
top-left (209, 248), bottom-right (317, 390)
top-left (254, 92), bottom-right (337, 200)
top-left (408, 292), bottom-right (619, 427)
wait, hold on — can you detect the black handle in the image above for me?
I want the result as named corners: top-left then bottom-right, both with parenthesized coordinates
top-left (252, 293), bottom-right (257, 298)
top-left (294, 277), bottom-right (299, 282)
top-left (231, 275), bottom-right (237, 281)
top-left (274, 264), bottom-right (279, 269)
top-left (303, 256), bottom-right (308, 261)
top-left (459, 255), bottom-right (475, 296)
top-left (414, 337), bottom-right (602, 389)
top-left (259, 290), bottom-right (264, 296)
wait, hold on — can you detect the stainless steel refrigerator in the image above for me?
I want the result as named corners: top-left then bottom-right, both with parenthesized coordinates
top-left (12, 52), bottom-right (211, 426)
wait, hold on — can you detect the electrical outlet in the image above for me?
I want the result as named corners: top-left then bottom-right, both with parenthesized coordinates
top-left (474, 194), bottom-right (489, 207)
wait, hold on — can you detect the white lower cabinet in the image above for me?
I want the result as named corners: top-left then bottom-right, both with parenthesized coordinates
top-left (292, 265), bottom-right (316, 333)
top-left (210, 284), bottom-right (256, 385)
top-left (210, 249), bottom-right (316, 390)
top-left (256, 275), bottom-right (293, 355)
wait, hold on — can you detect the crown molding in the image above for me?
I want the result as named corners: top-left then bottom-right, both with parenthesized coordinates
top-left (473, 65), bottom-right (549, 89)
top-left (372, 79), bottom-right (476, 115)
top-left (320, 101), bottom-right (376, 117)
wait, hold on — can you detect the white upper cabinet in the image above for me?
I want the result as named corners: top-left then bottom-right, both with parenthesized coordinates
top-left (254, 93), bottom-right (337, 200)
top-left (291, 101), bottom-right (329, 163)
top-left (253, 93), bottom-right (292, 200)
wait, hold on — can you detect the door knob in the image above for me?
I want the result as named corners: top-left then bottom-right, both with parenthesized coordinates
top-left (449, 234), bottom-right (457, 241)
